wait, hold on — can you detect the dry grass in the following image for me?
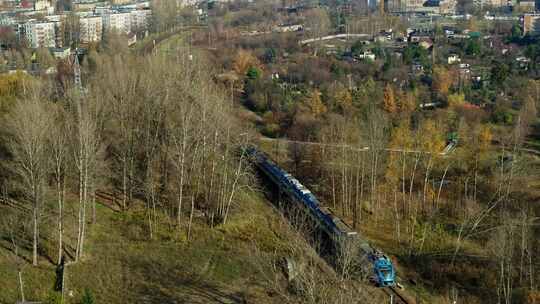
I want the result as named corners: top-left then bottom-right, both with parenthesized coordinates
top-left (0, 190), bottom-right (295, 304)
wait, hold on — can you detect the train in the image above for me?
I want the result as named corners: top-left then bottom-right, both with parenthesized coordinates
top-left (245, 146), bottom-right (396, 287)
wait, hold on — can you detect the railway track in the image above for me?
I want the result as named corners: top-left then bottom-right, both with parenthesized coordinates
top-left (248, 147), bottom-right (417, 304)
top-left (383, 286), bottom-right (415, 304)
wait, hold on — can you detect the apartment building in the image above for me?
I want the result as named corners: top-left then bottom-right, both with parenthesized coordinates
top-left (403, 0), bottom-right (426, 11)
top-left (523, 14), bottom-right (540, 35)
top-left (80, 15), bottom-right (103, 43)
top-left (23, 21), bottom-right (56, 48)
top-left (129, 9), bottom-right (151, 31)
top-left (102, 11), bottom-right (131, 34)
top-left (35, 0), bottom-right (55, 14)
top-left (518, 1), bottom-right (535, 12)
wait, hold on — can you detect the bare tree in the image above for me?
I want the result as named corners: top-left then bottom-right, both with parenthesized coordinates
top-left (67, 90), bottom-right (104, 261)
top-left (7, 91), bottom-right (52, 266)
top-left (304, 8), bottom-right (331, 56)
top-left (49, 104), bottom-right (68, 265)
top-left (98, 54), bottom-right (142, 211)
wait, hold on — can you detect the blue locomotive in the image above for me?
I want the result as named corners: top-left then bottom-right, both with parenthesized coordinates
top-left (371, 252), bottom-right (396, 287)
top-left (245, 146), bottom-right (396, 287)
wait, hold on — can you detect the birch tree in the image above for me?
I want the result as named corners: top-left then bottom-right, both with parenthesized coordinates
top-left (67, 91), bottom-right (103, 261)
top-left (7, 92), bottom-right (51, 266)
top-left (49, 104), bottom-right (68, 265)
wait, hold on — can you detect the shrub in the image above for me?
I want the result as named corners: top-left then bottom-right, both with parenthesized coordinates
top-left (246, 67), bottom-right (262, 80)
top-left (492, 109), bottom-right (513, 125)
top-left (81, 288), bottom-right (95, 304)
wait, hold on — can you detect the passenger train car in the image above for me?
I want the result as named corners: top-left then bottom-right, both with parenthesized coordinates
top-left (245, 146), bottom-right (396, 287)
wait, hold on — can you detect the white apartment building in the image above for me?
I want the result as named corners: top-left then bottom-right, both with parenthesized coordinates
top-left (403, 0), bottom-right (425, 11)
top-left (102, 11), bottom-right (131, 34)
top-left (129, 9), bottom-right (151, 32)
top-left (177, 0), bottom-right (200, 7)
top-left (474, 0), bottom-right (513, 8)
top-left (519, 1), bottom-right (536, 12)
top-left (80, 15), bottom-right (103, 43)
top-left (23, 21), bottom-right (56, 48)
top-left (35, 0), bottom-right (55, 14)
top-left (0, 13), bottom-right (16, 26)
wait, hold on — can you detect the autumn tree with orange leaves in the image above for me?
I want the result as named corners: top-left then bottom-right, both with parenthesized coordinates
top-left (397, 89), bottom-right (416, 114)
top-left (385, 119), bottom-right (413, 185)
top-left (383, 84), bottom-right (397, 113)
top-left (233, 49), bottom-right (262, 77)
top-left (418, 119), bottom-right (446, 154)
top-left (432, 66), bottom-right (454, 96)
top-left (304, 89), bottom-right (327, 117)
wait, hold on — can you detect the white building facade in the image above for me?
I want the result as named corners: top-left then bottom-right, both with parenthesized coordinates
top-left (80, 15), bottom-right (103, 43)
top-left (23, 21), bottom-right (56, 48)
top-left (102, 12), bottom-right (131, 34)
top-left (129, 9), bottom-right (151, 32)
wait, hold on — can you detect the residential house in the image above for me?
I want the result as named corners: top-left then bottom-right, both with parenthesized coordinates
top-left (357, 50), bottom-right (376, 61)
top-left (448, 54), bottom-right (461, 64)
top-left (419, 40), bottom-right (433, 49)
top-left (273, 24), bottom-right (303, 33)
top-left (51, 46), bottom-right (71, 59)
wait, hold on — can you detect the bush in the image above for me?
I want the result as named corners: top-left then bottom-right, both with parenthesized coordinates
top-left (492, 109), bottom-right (514, 125)
top-left (262, 123), bottom-right (280, 138)
top-left (246, 67), bottom-right (262, 80)
top-left (81, 288), bottom-right (95, 304)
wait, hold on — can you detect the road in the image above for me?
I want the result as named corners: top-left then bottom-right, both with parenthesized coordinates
top-left (258, 137), bottom-right (540, 157)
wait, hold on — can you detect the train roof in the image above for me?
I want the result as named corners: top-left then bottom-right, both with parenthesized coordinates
top-left (248, 148), bottom-right (358, 237)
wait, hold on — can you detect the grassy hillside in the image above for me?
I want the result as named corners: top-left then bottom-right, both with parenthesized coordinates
top-left (0, 191), bottom-right (289, 303)
top-left (1, 188), bottom-right (391, 304)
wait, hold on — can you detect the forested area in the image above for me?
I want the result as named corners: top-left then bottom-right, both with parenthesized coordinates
top-left (0, 36), bottom-right (261, 299)
top-left (0, 40), bottom-right (381, 303)
top-left (189, 1), bottom-right (540, 303)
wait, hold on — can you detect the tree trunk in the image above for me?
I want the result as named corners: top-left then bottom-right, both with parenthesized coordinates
top-left (122, 156), bottom-right (127, 210)
top-left (76, 162), bottom-right (83, 262)
top-left (187, 196), bottom-right (195, 242)
top-left (57, 173), bottom-right (64, 265)
top-left (177, 151), bottom-right (185, 229)
top-left (32, 205), bottom-right (38, 266)
top-left (18, 270), bottom-right (25, 302)
top-left (223, 150), bottom-right (245, 225)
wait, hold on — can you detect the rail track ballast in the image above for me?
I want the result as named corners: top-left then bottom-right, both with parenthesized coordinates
top-left (245, 146), bottom-right (396, 287)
